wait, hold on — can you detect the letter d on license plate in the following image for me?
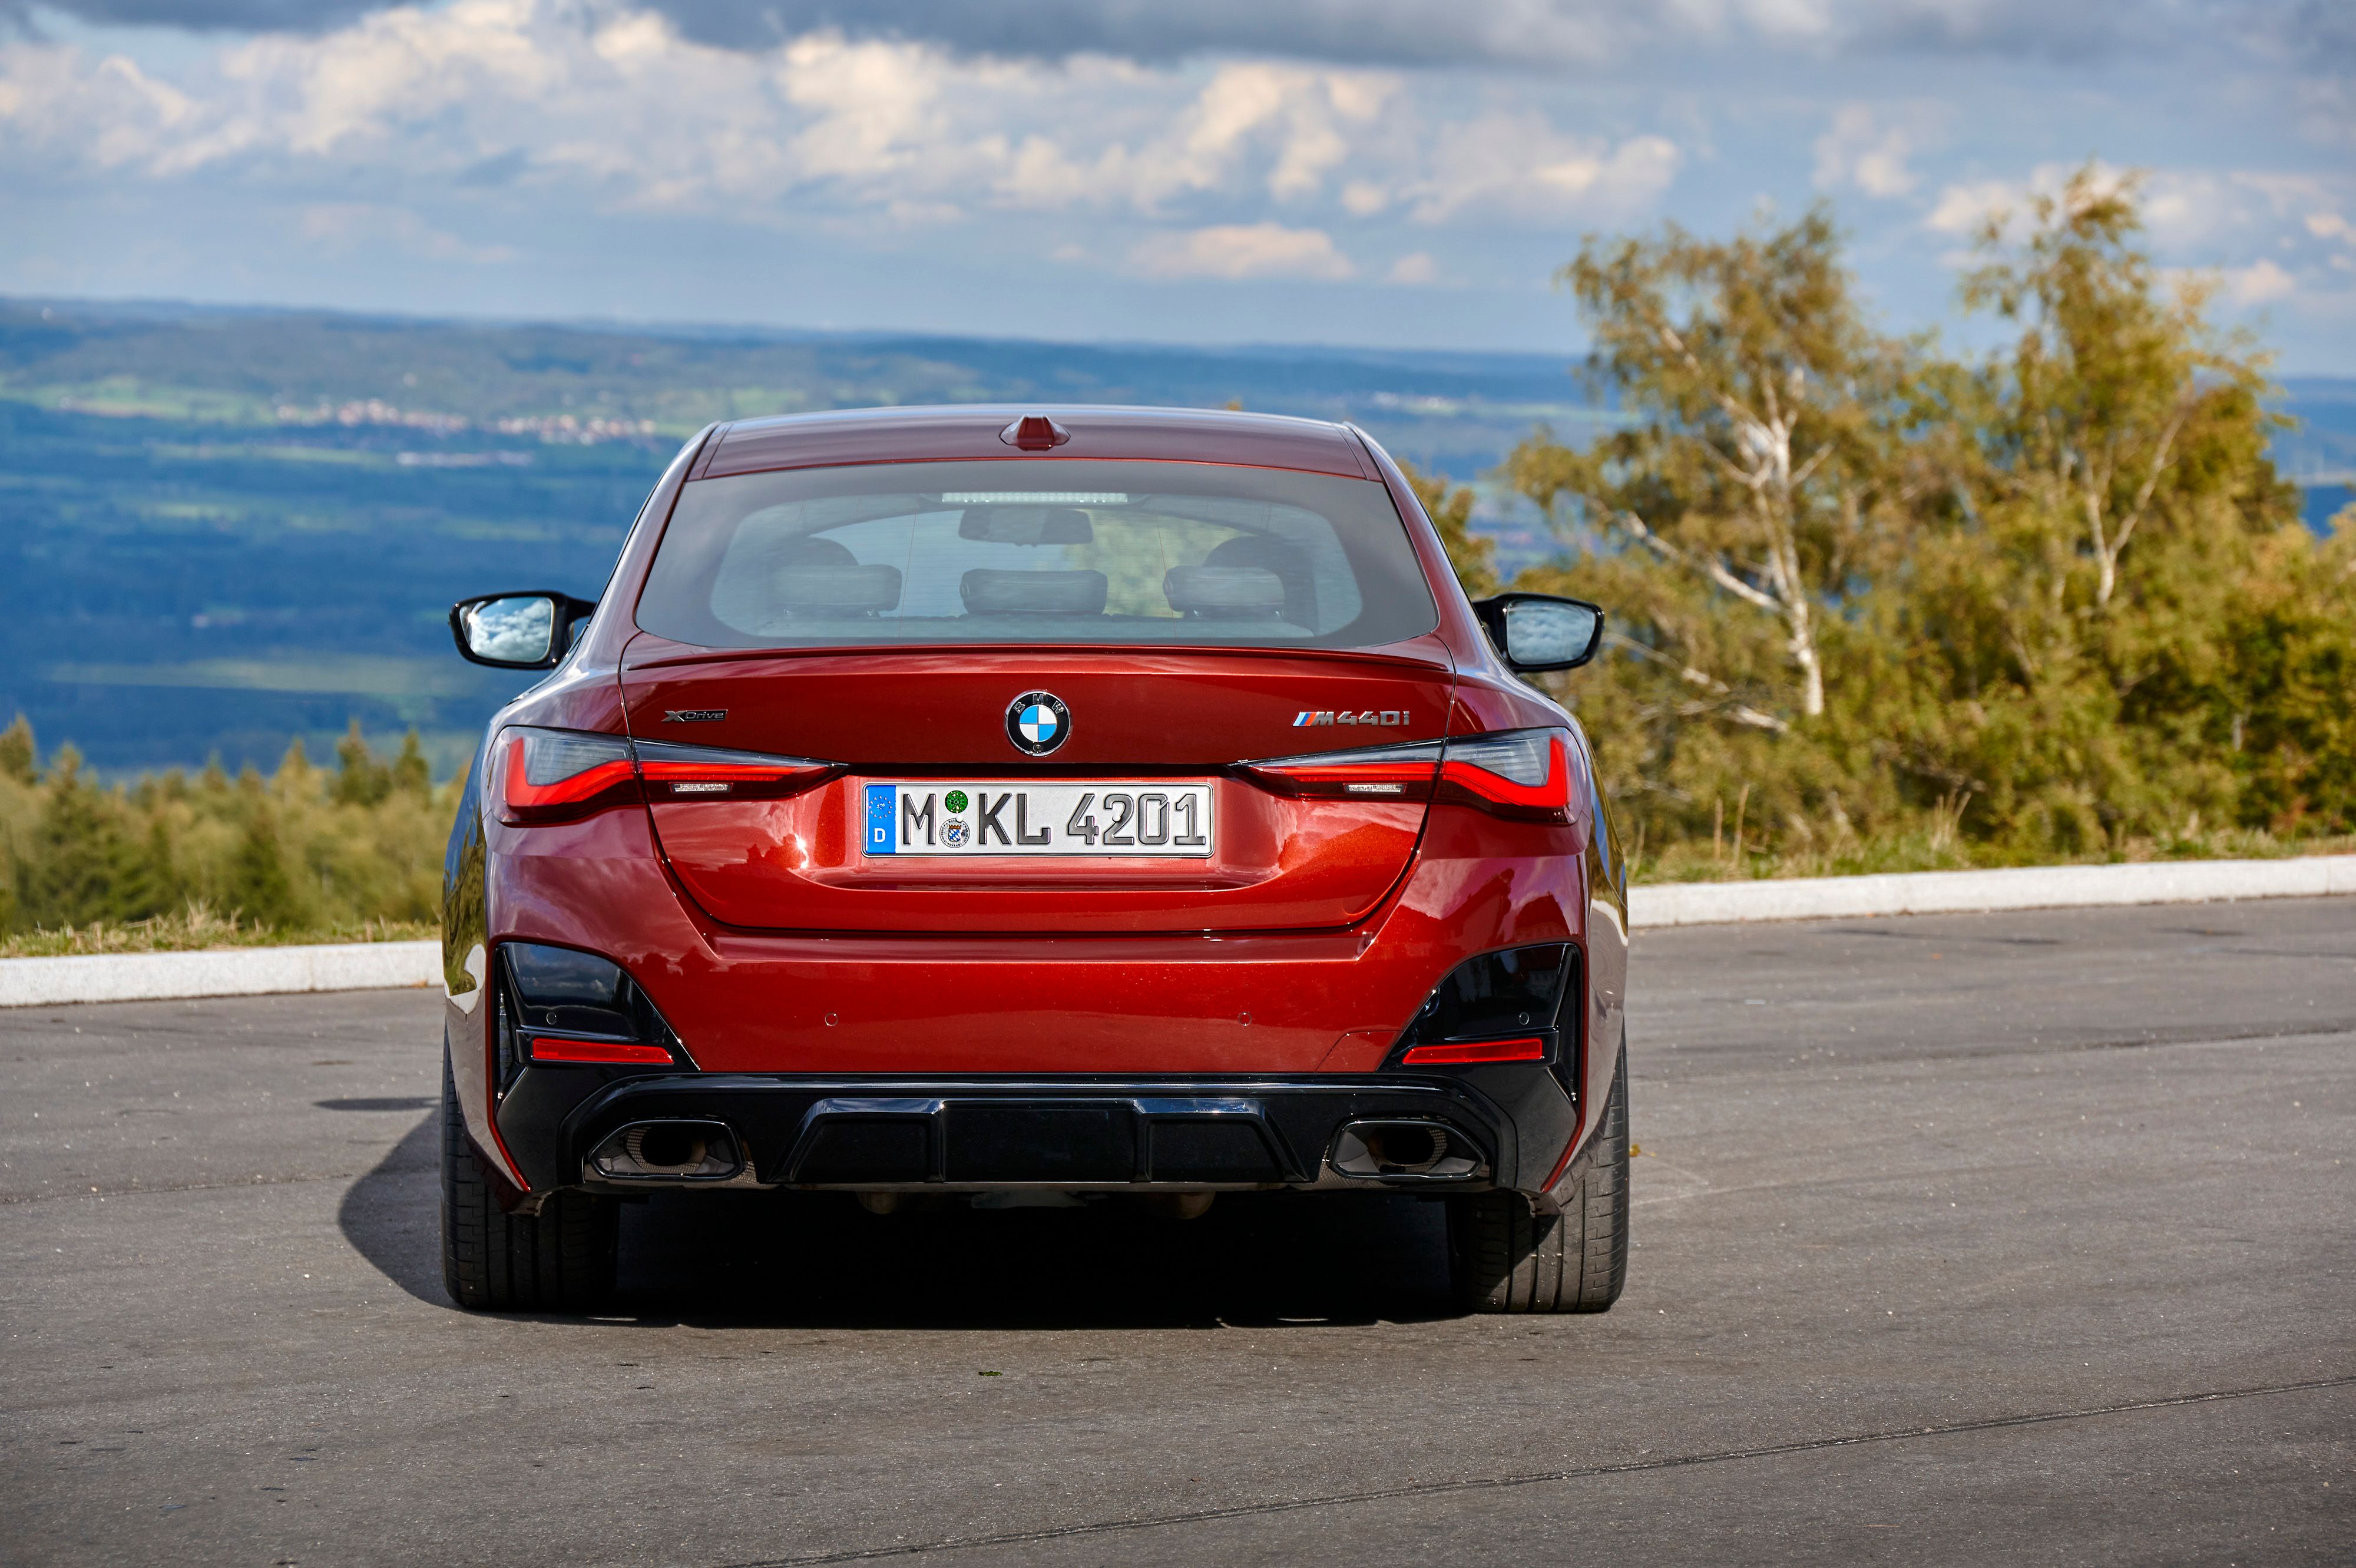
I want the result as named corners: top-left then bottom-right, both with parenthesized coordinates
top-left (863, 782), bottom-right (1213, 858)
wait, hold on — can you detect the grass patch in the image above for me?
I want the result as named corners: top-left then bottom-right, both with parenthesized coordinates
top-left (0, 901), bottom-right (435, 959)
top-left (1632, 826), bottom-right (2356, 885)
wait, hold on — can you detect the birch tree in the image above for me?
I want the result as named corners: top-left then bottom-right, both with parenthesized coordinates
top-left (1962, 167), bottom-right (2271, 611)
top-left (1507, 208), bottom-right (1906, 724)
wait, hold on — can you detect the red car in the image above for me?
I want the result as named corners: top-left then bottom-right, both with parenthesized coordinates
top-left (441, 406), bottom-right (1629, 1315)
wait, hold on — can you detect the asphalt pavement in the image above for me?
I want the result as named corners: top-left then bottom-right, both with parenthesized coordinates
top-left (3, 897), bottom-right (2351, 1566)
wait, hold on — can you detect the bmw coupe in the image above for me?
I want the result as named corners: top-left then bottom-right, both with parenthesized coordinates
top-left (440, 406), bottom-right (1629, 1314)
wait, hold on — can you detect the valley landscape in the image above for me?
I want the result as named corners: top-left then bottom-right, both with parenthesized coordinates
top-left (6, 297), bottom-right (2348, 780)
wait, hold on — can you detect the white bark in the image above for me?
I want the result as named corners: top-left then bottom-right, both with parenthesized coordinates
top-left (1633, 323), bottom-right (1836, 719)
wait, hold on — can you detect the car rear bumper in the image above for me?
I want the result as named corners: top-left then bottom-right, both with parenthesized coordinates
top-left (488, 1062), bottom-right (1582, 1199)
top-left (456, 799), bottom-right (1626, 1205)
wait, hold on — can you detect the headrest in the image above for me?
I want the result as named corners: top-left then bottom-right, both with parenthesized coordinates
top-left (1163, 565), bottom-right (1288, 616)
top-left (1205, 534), bottom-right (1302, 571)
top-left (772, 563), bottom-right (903, 616)
top-left (960, 568), bottom-right (1109, 616)
top-left (776, 535), bottom-right (859, 566)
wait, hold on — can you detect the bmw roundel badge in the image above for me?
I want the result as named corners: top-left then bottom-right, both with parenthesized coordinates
top-left (1005, 690), bottom-right (1070, 756)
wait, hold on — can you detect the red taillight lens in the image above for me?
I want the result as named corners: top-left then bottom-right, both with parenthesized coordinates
top-left (1438, 729), bottom-right (1574, 824)
top-left (492, 728), bottom-right (839, 824)
top-left (497, 727), bottom-right (639, 825)
top-left (1242, 729), bottom-right (1577, 825)
top-left (527, 1036), bottom-right (676, 1066)
top-left (1241, 739), bottom-right (1441, 800)
top-left (633, 740), bottom-right (838, 803)
top-left (1400, 1036), bottom-right (1547, 1066)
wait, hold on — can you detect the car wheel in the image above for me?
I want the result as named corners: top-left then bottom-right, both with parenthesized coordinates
top-left (1448, 1033), bottom-right (1629, 1314)
top-left (441, 1049), bottom-right (618, 1312)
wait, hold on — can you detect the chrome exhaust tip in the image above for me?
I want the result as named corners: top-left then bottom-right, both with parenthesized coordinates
top-left (588, 1120), bottom-right (744, 1182)
top-left (1330, 1120), bottom-right (1480, 1180)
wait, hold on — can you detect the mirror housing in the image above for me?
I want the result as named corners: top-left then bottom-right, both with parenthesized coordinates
top-left (449, 591), bottom-right (598, 669)
top-left (1470, 593), bottom-right (1605, 674)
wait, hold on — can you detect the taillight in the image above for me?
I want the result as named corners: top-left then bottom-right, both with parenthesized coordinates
top-left (1240, 739), bottom-right (1440, 800)
top-left (633, 740), bottom-right (838, 802)
top-left (497, 727), bottom-right (638, 825)
top-left (491, 727), bottom-right (837, 824)
top-left (1438, 728), bottom-right (1574, 824)
top-left (1241, 727), bottom-right (1577, 824)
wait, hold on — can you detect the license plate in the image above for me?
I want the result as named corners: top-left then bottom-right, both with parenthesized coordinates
top-left (862, 782), bottom-right (1213, 858)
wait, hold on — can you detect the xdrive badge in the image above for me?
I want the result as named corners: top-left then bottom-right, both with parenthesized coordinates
top-left (663, 709), bottom-right (727, 723)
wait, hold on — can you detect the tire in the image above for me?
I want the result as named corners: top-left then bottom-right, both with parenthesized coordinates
top-left (440, 1050), bottom-right (618, 1312)
top-left (1448, 1034), bottom-right (1629, 1314)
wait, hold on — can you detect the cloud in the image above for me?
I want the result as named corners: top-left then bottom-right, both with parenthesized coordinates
top-left (1812, 104), bottom-right (1921, 197)
top-left (535, 0), bottom-right (1640, 69)
top-left (0, 42), bottom-right (197, 168)
top-left (21, 0), bottom-right (2248, 71)
top-left (1941, 162), bottom-right (2356, 255)
top-left (2224, 257), bottom-right (2296, 303)
top-left (640, 2), bottom-right (2326, 78)
top-left (2251, 0), bottom-right (2356, 145)
top-left (1129, 223), bottom-right (1355, 280)
top-left (14, 0), bottom-right (380, 32)
top-left (299, 201), bottom-right (515, 262)
top-left (1386, 250), bottom-right (1440, 285)
top-left (11, 10), bottom-right (1640, 250)
top-left (1838, 0), bottom-right (2211, 63)
top-left (1917, 160), bottom-right (2356, 326)
top-left (1923, 161), bottom-right (2139, 237)
top-left (1398, 116), bottom-right (1678, 224)
top-left (992, 61), bottom-right (1396, 213)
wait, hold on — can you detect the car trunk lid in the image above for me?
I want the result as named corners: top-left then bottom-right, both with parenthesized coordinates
top-left (617, 637), bottom-right (1456, 934)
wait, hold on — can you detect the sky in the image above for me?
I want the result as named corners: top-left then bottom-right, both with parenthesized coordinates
top-left (1, 1), bottom-right (2352, 368)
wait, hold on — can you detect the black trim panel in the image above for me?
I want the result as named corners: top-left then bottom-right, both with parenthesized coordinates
top-left (491, 1069), bottom-right (1582, 1196)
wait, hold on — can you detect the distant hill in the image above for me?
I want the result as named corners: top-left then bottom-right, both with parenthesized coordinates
top-left (0, 299), bottom-right (2346, 777)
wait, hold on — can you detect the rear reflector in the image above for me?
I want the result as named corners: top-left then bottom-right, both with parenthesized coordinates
top-left (527, 1037), bottom-right (676, 1066)
top-left (1400, 1036), bottom-right (1547, 1066)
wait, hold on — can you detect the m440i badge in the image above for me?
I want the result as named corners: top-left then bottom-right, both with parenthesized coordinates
top-left (1292, 710), bottom-right (1410, 727)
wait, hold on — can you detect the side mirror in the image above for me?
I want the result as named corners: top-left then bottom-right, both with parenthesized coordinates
top-left (1471, 592), bottom-right (1604, 673)
top-left (449, 592), bottom-right (598, 669)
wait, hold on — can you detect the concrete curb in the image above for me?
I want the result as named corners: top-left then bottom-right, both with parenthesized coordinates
top-left (4, 855), bottom-right (2351, 1006)
top-left (1628, 854), bottom-right (2356, 928)
top-left (0, 941), bottom-right (441, 1009)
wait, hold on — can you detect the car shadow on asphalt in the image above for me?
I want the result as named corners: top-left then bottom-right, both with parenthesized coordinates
top-left (337, 1114), bottom-right (1459, 1328)
top-left (609, 1187), bottom-right (1460, 1329)
top-left (336, 1113), bottom-right (445, 1304)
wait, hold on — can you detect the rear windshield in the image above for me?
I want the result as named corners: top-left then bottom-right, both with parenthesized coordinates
top-left (634, 459), bottom-right (1438, 651)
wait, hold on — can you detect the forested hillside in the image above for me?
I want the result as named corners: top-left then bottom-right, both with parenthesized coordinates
top-left (0, 314), bottom-right (1611, 778)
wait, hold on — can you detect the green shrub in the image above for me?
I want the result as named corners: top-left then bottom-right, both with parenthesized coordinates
top-left (1503, 168), bottom-right (2354, 876)
top-left (0, 718), bottom-right (461, 948)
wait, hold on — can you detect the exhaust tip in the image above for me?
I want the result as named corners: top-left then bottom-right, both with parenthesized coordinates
top-left (589, 1120), bottom-right (744, 1182)
top-left (1331, 1120), bottom-right (1480, 1180)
